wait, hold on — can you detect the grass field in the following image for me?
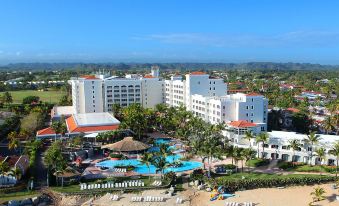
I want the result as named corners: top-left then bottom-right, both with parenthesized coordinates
top-left (0, 90), bottom-right (66, 104)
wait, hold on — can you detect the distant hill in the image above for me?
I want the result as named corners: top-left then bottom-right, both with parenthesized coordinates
top-left (0, 62), bottom-right (339, 71)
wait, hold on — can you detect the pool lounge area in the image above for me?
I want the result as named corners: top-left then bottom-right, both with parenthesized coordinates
top-left (96, 154), bottom-right (202, 174)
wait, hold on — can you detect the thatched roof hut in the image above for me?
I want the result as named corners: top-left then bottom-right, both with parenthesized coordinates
top-left (101, 136), bottom-right (150, 152)
top-left (53, 166), bottom-right (81, 178)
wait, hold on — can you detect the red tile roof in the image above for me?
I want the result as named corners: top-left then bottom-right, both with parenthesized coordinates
top-left (286, 108), bottom-right (300, 113)
top-left (66, 116), bottom-right (119, 133)
top-left (229, 120), bottom-right (257, 128)
top-left (143, 75), bottom-right (155, 78)
top-left (190, 71), bottom-right (206, 75)
top-left (37, 127), bottom-right (56, 135)
top-left (245, 92), bottom-right (262, 97)
top-left (80, 75), bottom-right (98, 80)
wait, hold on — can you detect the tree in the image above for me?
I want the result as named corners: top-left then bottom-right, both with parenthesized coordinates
top-left (304, 132), bottom-right (321, 165)
top-left (22, 96), bottom-right (40, 104)
top-left (289, 139), bottom-right (301, 162)
top-left (120, 104), bottom-right (148, 140)
top-left (323, 116), bottom-right (334, 134)
top-left (44, 141), bottom-right (66, 186)
top-left (2, 92), bottom-right (13, 106)
top-left (58, 95), bottom-right (71, 106)
top-left (329, 141), bottom-right (339, 178)
top-left (256, 132), bottom-right (269, 159)
top-left (140, 153), bottom-right (153, 179)
top-left (8, 167), bottom-right (22, 181)
top-left (51, 121), bottom-right (67, 141)
top-left (0, 161), bottom-right (10, 184)
top-left (292, 112), bottom-right (311, 133)
top-left (152, 156), bottom-right (167, 180)
top-left (310, 187), bottom-right (326, 204)
top-left (242, 148), bottom-right (256, 172)
top-left (244, 130), bottom-right (254, 148)
top-left (315, 148), bottom-right (326, 166)
top-left (233, 147), bottom-right (244, 172)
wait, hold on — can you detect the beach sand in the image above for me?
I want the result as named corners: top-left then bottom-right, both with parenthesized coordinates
top-left (191, 183), bottom-right (338, 206)
top-left (59, 183), bottom-right (338, 206)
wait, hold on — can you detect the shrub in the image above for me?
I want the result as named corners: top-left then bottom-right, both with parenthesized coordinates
top-left (216, 164), bottom-right (236, 170)
top-left (164, 171), bottom-right (177, 183)
top-left (245, 158), bottom-right (270, 167)
top-left (216, 174), bottom-right (335, 192)
top-left (190, 169), bottom-right (205, 181)
top-left (110, 153), bottom-right (123, 159)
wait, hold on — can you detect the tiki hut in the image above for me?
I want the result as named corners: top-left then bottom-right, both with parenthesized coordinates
top-left (53, 166), bottom-right (81, 186)
top-left (101, 136), bottom-right (150, 154)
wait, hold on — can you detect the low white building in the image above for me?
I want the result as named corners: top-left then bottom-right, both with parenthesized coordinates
top-left (227, 130), bottom-right (339, 166)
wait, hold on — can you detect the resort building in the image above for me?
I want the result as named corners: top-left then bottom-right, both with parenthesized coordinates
top-left (69, 67), bottom-right (165, 114)
top-left (226, 130), bottom-right (339, 166)
top-left (165, 72), bottom-right (268, 129)
top-left (36, 112), bottom-right (120, 139)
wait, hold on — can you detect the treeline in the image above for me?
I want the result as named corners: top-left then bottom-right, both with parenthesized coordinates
top-left (1, 62), bottom-right (339, 71)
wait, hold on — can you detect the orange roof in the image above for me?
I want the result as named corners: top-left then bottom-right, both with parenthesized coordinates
top-left (144, 75), bottom-right (155, 78)
top-left (80, 75), bottom-right (98, 80)
top-left (37, 127), bottom-right (56, 135)
top-left (66, 116), bottom-right (119, 133)
top-left (229, 120), bottom-right (257, 128)
top-left (190, 71), bottom-right (206, 75)
top-left (245, 92), bottom-right (262, 96)
top-left (286, 108), bottom-right (300, 113)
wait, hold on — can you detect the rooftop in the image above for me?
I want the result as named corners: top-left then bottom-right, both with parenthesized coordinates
top-left (73, 112), bottom-right (120, 127)
top-left (229, 120), bottom-right (257, 128)
top-left (190, 71), bottom-right (207, 75)
top-left (268, 131), bottom-right (339, 145)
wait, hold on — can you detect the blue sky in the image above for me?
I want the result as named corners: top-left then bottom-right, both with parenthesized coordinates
top-left (1, 0), bottom-right (339, 64)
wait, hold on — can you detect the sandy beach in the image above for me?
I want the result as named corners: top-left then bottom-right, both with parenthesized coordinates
top-left (191, 183), bottom-right (338, 206)
top-left (58, 183), bottom-right (338, 206)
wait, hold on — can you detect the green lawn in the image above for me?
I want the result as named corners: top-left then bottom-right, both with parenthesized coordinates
top-left (0, 190), bottom-right (38, 203)
top-left (0, 90), bottom-right (66, 104)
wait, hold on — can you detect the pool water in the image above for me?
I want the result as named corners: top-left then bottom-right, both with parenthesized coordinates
top-left (154, 138), bottom-right (171, 145)
top-left (96, 154), bottom-right (202, 174)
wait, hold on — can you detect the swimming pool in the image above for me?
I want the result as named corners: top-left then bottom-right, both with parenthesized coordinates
top-left (96, 154), bottom-right (202, 174)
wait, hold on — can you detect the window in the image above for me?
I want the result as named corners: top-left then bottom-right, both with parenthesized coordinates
top-left (251, 98), bottom-right (253, 102)
top-left (250, 120), bottom-right (253, 123)
top-left (251, 105), bottom-right (254, 109)
top-left (246, 113), bottom-right (249, 117)
top-left (198, 81), bottom-right (200, 84)
top-left (92, 86), bottom-right (94, 89)
top-left (246, 106), bottom-right (249, 109)
top-left (251, 113), bottom-right (254, 116)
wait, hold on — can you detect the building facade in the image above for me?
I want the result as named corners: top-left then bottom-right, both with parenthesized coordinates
top-left (165, 72), bottom-right (268, 128)
top-left (70, 67), bottom-right (164, 114)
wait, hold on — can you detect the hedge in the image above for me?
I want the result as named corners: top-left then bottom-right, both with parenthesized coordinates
top-left (214, 175), bottom-right (335, 192)
top-left (245, 158), bottom-right (270, 167)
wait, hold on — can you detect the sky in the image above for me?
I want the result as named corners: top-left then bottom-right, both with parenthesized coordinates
top-left (1, 0), bottom-right (339, 64)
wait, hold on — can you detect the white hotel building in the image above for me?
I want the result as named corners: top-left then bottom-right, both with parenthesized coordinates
top-left (70, 67), bottom-right (164, 114)
top-left (66, 68), bottom-right (338, 165)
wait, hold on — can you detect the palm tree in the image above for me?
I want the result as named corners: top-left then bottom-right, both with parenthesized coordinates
top-left (244, 130), bottom-right (254, 148)
top-left (152, 156), bottom-right (167, 180)
top-left (323, 116), bottom-right (334, 134)
top-left (8, 167), bottom-right (22, 181)
top-left (0, 161), bottom-right (10, 184)
top-left (289, 139), bottom-right (301, 162)
top-left (304, 132), bottom-right (321, 165)
top-left (329, 141), bottom-right (339, 178)
top-left (140, 153), bottom-right (153, 179)
top-left (7, 131), bottom-right (21, 153)
top-left (310, 187), bottom-right (326, 204)
top-left (315, 148), bottom-right (326, 166)
top-left (256, 132), bottom-right (269, 159)
top-left (233, 147), bottom-right (244, 172)
top-left (51, 121), bottom-right (62, 141)
top-left (242, 148), bottom-right (256, 172)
